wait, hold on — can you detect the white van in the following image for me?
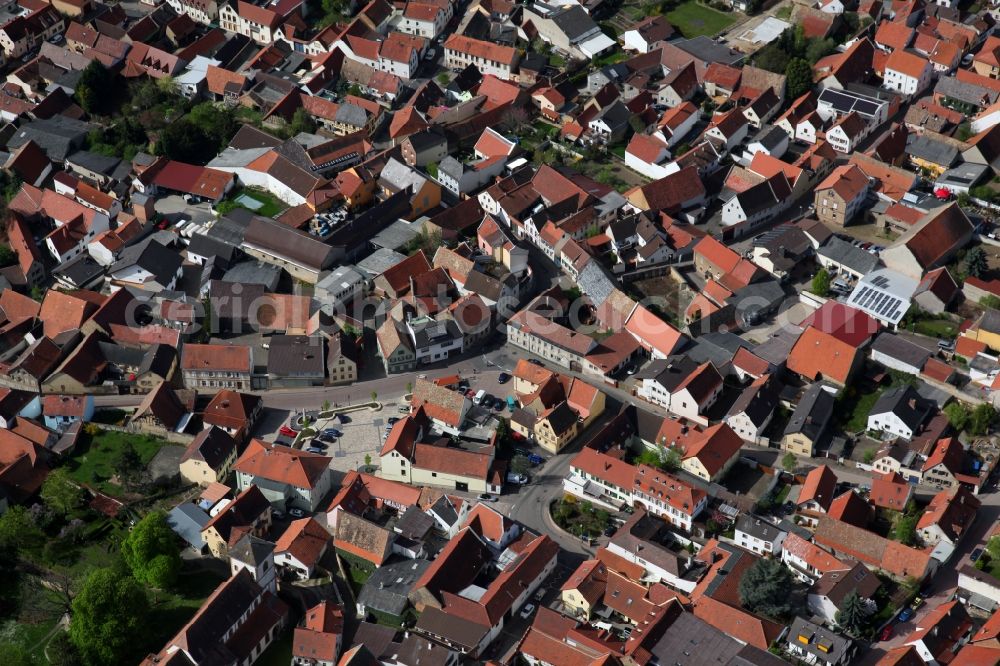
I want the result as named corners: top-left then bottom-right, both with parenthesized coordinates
top-left (474, 389), bottom-right (486, 405)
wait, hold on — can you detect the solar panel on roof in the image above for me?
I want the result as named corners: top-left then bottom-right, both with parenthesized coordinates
top-left (854, 99), bottom-right (879, 116)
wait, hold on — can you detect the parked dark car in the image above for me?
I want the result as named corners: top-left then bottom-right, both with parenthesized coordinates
top-left (498, 372), bottom-right (511, 384)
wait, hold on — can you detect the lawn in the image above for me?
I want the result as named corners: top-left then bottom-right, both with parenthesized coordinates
top-left (65, 429), bottom-right (171, 496)
top-left (913, 318), bottom-right (958, 339)
top-left (842, 388), bottom-right (882, 433)
top-left (666, 0), bottom-right (736, 37)
top-left (256, 632), bottom-right (293, 666)
top-left (230, 188), bottom-right (286, 217)
top-left (143, 569), bottom-right (227, 653)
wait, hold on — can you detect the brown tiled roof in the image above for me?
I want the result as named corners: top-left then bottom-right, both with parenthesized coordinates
top-left (334, 511), bottom-right (393, 565)
top-left (132, 382), bottom-right (187, 430)
top-left (444, 34), bottom-right (517, 66)
top-left (203, 389), bottom-right (260, 432)
top-left (293, 601), bottom-right (343, 663)
top-left (798, 465), bottom-right (837, 511)
top-left (182, 344), bottom-right (252, 373)
top-left (275, 517), bottom-right (330, 568)
top-left (412, 442), bottom-right (492, 480)
top-left (916, 486), bottom-right (979, 542)
top-left (234, 439), bottom-right (330, 489)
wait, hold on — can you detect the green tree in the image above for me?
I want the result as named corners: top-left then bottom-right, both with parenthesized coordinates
top-left (944, 402), bottom-right (970, 431)
top-left (862, 448), bottom-right (877, 464)
top-left (69, 568), bottom-right (149, 665)
top-left (785, 58), bottom-right (813, 100)
top-left (0, 505), bottom-right (44, 556)
top-left (511, 454), bottom-right (532, 475)
top-left (739, 558), bottom-right (794, 620)
top-left (157, 119), bottom-right (209, 163)
top-left (782, 452), bottom-right (797, 471)
top-left (811, 268), bottom-right (831, 297)
top-left (635, 445), bottom-right (681, 471)
top-left (987, 535), bottom-right (1000, 562)
top-left (113, 442), bottom-right (141, 488)
top-left (41, 469), bottom-right (83, 517)
top-left (981, 295), bottom-right (1000, 309)
top-left (370, 391), bottom-right (378, 403)
top-left (957, 122), bottom-right (973, 141)
top-left (120, 511), bottom-right (181, 589)
top-left (288, 107), bottom-right (317, 136)
top-left (894, 514), bottom-right (918, 545)
top-left (805, 37), bottom-right (836, 64)
top-left (970, 404), bottom-right (996, 435)
top-left (0, 244), bottom-right (15, 268)
top-left (754, 44), bottom-right (789, 74)
top-left (965, 246), bottom-right (988, 279)
top-left (75, 61), bottom-right (115, 116)
top-left (834, 591), bottom-right (867, 636)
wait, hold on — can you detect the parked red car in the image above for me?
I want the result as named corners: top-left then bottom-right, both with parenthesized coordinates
top-left (880, 625), bottom-right (893, 642)
top-left (279, 425), bottom-right (297, 437)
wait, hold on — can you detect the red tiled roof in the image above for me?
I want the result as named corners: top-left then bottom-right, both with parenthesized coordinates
top-left (234, 439), bottom-right (331, 489)
top-left (799, 465), bottom-right (837, 511)
top-left (801, 301), bottom-right (880, 348)
top-left (444, 34), bottom-right (517, 66)
top-left (870, 471), bottom-right (912, 510)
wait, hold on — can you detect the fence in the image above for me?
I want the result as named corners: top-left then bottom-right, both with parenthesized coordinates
top-left (96, 422), bottom-right (195, 445)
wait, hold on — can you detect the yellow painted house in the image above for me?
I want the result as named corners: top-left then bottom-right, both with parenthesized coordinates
top-left (180, 427), bottom-right (238, 487)
top-left (534, 402), bottom-right (580, 455)
top-left (560, 559), bottom-right (608, 620)
top-left (966, 309), bottom-right (1000, 353)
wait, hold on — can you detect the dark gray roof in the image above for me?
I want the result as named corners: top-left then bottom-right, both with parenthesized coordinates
top-left (139, 344), bottom-right (177, 378)
top-left (394, 505), bottom-right (435, 541)
top-left (99, 341), bottom-right (146, 368)
top-left (358, 558), bottom-right (430, 617)
top-left (870, 332), bottom-right (931, 369)
top-left (9, 116), bottom-right (93, 161)
top-left (636, 355), bottom-right (700, 391)
top-left (66, 150), bottom-right (121, 175)
top-left (229, 533), bottom-right (274, 566)
top-left (428, 494), bottom-right (460, 528)
top-left (905, 134), bottom-right (959, 168)
top-left (817, 236), bottom-right (879, 274)
top-left (727, 378), bottom-right (780, 427)
top-left (749, 124), bottom-right (788, 151)
top-left (869, 385), bottom-right (933, 431)
top-left (783, 383), bottom-right (835, 439)
top-left (787, 617), bottom-right (853, 663)
top-left (735, 514), bottom-right (785, 543)
top-left (267, 335), bottom-right (326, 377)
top-left (350, 623), bottom-right (399, 660)
top-left (409, 318), bottom-right (463, 349)
top-left (609, 509), bottom-right (681, 576)
top-left (685, 331), bottom-right (752, 368)
top-left (167, 502), bottom-right (210, 550)
top-left (335, 103), bottom-right (369, 128)
top-left (405, 128), bottom-right (447, 152)
top-left (188, 233), bottom-right (239, 264)
top-left (550, 4), bottom-right (600, 42)
top-left (243, 217), bottom-right (335, 272)
top-left (394, 634), bottom-right (455, 666)
top-left (674, 36), bottom-right (745, 65)
top-left (221, 260), bottom-right (282, 290)
top-left (649, 608), bottom-right (742, 666)
top-left (54, 251), bottom-right (105, 288)
top-left (935, 76), bottom-right (999, 107)
top-left (110, 237), bottom-right (183, 288)
top-left (414, 606), bottom-right (490, 650)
